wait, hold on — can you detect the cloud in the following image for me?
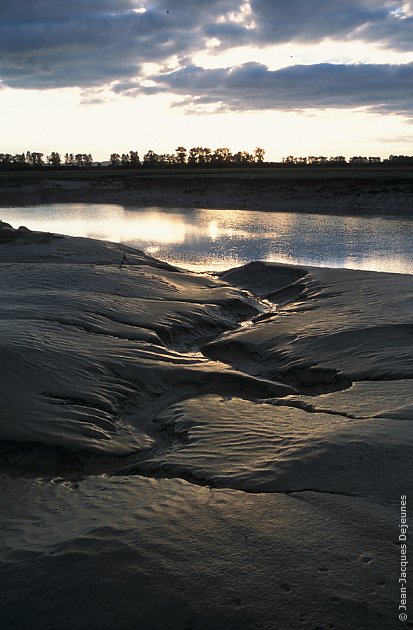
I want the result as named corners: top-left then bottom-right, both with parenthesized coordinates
top-left (0, 0), bottom-right (238, 88)
top-left (0, 1), bottom-right (140, 88)
top-left (134, 61), bottom-right (413, 115)
top-left (204, 0), bottom-right (413, 53)
top-left (361, 10), bottom-right (413, 52)
top-left (0, 0), bottom-right (412, 92)
top-left (207, 0), bottom-right (395, 45)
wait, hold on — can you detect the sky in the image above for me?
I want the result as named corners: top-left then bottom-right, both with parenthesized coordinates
top-left (1, 0), bottom-right (413, 162)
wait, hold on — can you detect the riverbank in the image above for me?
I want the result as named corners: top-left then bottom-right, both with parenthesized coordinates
top-left (0, 222), bottom-right (412, 629)
top-left (0, 168), bottom-right (412, 215)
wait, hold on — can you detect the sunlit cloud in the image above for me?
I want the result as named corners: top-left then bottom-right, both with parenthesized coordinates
top-left (193, 40), bottom-right (413, 71)
top-left (136, 61), bottom-right (413, 116)
top-left (1, 0), bottom-right (412, 91)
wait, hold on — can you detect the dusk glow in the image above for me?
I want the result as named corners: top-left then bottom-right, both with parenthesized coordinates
top-left (1, 0), bottom-right (412, 160)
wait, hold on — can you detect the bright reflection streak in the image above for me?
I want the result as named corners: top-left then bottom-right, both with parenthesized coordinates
top-left (208, 220), bottom-right (219, 241)
top-left (1, 205), bottom-right (252, 243)
top-left (266, 253), bottom-right (413, 275)
top-left (2, 204), bottom-right (413, 275)
top-left (165, 257), bottom-right (244, 273)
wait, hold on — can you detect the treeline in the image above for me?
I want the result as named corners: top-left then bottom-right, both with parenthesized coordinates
top-left (282, 154), bottom-right (413, 165)
top-left (0, 147), bottom-right (265, 168)
top-left (0, 149), bottom-right (412, 169)
top-left (110, 146), bottom-right (265, 166)
top-left (0, 151), bottom-right (93, 168)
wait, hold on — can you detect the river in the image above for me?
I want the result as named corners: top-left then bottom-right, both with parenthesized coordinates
top-left (2, 203), bottom-right (413, 273)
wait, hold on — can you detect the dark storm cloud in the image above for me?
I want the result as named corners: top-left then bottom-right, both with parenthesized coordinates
top-left (0, 0), bottom-right (239, 88)
top-left (362, 12), bottom-right (413, 52)
top-left (207, 0), bottom-right (401, 46)
top-left (0, 0), bottom-right (412, 95)
top-left (138, 62), bottom-right (413, 115)
top-left (205, 1), bottom-right (413, 54)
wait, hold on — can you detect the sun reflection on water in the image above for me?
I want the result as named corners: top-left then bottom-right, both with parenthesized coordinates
top-left (1, 203), bottom-right (412, 275)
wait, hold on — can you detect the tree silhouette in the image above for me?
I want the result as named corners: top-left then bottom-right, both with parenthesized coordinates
top-left (254, 147), bottom-right (265, 163)
top-left (175, 147), bottom-right (187, 164)
top-left (129, 151), bottom-right (140, 166)
top-left (350, 156), bottom-right (368, 164)
top-left (187, 148), bottom-right (199, 165)
top-left (47, 152), bottom-right (61, 167)
top-left (13, 153), bottom-right (26, 165)
top-left (110, 153), bottom-right (121, 167)
top-left (1, 145), bottom-right (408, 170)
top-left (25, 152), bottom-right (44, 166)
top-left (74, 153), bottom-right (93, 167)
top-left (0, 153), bottom-right (13, 166)
top-left (211, 148), bottom-right (231, 165)
top-left (143, 150), bottom-right (159, 165)
top-left (329, 156), bottom-right (346, 164)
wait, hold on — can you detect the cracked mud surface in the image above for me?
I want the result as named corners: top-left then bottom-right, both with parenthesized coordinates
top-left (0, 222), bottom-right (412, 630)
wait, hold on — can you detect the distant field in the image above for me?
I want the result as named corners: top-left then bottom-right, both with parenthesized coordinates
top-left (0, 165), bottom-right (412, 183)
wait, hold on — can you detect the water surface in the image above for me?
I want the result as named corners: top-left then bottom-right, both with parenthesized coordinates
top-left (2, 203), bottom-right (413, 274)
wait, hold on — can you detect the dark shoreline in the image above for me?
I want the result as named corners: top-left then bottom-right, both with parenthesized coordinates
top-left (0, 168), bottom-right (412, 216)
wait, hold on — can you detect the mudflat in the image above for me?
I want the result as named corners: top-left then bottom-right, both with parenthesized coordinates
top-left (0, 221), bottom-right (411, 629)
